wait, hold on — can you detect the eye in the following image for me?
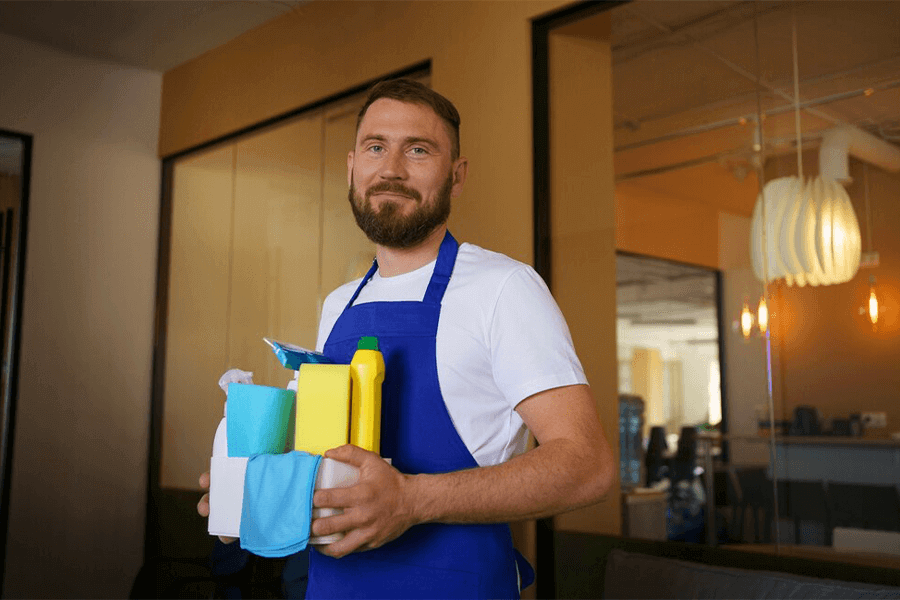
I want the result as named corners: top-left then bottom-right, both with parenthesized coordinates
top-left (409, 146), bottom-right (428, 156)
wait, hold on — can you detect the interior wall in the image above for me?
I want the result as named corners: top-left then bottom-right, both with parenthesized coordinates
top-left (620, 150), bottom-right (900, 455)
top-left (160, 0), bottom-right (568, 265)
top-left (616, 182), bottom-right (720, 269)
top-left (0, 33), bottom-right (161, 599)
top-left (631, 348), bottom-right (663, 436)
top-left (718, 211), bottom-right (770, 464)
top-left (766, 151), bottom-right (900, 435)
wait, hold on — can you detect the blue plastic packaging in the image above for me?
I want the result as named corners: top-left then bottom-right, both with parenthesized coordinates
top-left (264, 338), bottom-right (334, 370)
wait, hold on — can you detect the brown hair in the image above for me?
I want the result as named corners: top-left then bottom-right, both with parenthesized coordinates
top-left (356, 78), bottom-right (461, 159)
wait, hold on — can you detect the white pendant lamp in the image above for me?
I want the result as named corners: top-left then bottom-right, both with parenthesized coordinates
top-left (750, 174), bottom-right (861, 286)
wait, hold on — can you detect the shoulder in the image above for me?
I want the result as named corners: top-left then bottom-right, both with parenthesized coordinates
top-left (451, 243), bottom-right (551, 301)
top-left (453, 243), bottom-right (537, 286)
top-left (318, 278), bottom-right (361, 345)
top-left (322, 277), bottom-right (361, 312)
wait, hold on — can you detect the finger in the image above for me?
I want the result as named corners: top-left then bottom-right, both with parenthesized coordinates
top-left (311, 511), bottom-right (359, 537)
top-left (323, 444), bottom-right (375, 467)
top-left (219, 535), bottom-right (237, 545)
top-left (319, 527), bottom-right (370, 558)
top-left (199, 471), bottom-right (210, 490)
top-left (197, 493), bottom-right (210, 517)
top-left (314, 483), bottom-right (367, 509)
top-left (314, 487), bottom-right (350, 510)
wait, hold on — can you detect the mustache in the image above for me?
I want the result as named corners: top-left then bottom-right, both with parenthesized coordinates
top-left (365, 181), bottom-right (422, 202)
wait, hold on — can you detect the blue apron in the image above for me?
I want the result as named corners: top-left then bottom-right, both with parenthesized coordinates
top-left (307, 231), bottom-right (531, 599)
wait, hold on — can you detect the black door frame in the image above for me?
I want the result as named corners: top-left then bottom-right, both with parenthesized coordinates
top-left (531, 3), bottom-right (625, 597)
top-left (0, 128), bottom-right (33, 598)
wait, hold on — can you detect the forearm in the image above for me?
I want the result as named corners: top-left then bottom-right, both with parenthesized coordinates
top-left (407, 436), bottom-right (613, 525)
top-left (312, 385), bottom-right (614, 557)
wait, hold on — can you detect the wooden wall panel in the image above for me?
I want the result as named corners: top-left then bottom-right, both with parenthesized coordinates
top-left (319, 103), bottom-right (375, 331)
top-left (231, 117), bottom-right (324, 387)
top-left (162, 146), bottom-right (234, 489)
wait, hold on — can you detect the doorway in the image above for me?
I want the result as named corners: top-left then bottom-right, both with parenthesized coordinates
top-left (616, 252), bottom-right (723, 447)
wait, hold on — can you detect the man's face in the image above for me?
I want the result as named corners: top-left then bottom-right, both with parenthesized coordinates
top-left (348, 98), bottom-right (467, 249)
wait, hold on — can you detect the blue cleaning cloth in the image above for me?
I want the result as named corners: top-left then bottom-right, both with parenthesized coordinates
top-left (240, 451), bottom-right (322, 557)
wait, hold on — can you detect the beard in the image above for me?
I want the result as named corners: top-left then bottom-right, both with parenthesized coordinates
top-left (349, 172), bottom-right (452, 249)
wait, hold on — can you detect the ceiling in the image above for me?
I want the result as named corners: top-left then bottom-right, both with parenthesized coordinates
top-left (0, 0), bottom-right (306, 175)
top-left (611, 0), bottom-right (900, 216)
top-left (0, 0), bottom-right (305, 72)
top-left (616, 254), bottom-right (717, 327)
top-left (2, 0), bottom-right (896, 180)
top-left (610, 0), bottom-right (900, 328)
top-left (1, 0), bottom-right (896, 318)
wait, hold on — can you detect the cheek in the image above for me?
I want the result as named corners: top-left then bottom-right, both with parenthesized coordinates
top-left (353, 162), bottom-right (380, 183)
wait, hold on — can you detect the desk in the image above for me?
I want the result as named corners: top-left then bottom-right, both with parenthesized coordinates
top-left (731, 435), bottom-right (900, 486)
top-left (772, 436), bottom-right (900, 486)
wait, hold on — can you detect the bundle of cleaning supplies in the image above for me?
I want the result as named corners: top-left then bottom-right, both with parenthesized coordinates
top-left (207, 336), bottom-right (385, 554)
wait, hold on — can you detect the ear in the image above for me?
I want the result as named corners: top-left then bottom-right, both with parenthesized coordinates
top-left (347, 151), bottom-right (355, 187)
top-left (450, 157), bottom-right (468, 199)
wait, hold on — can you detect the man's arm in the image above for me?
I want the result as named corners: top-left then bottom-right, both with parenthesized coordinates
top-left (311, 383), bottom-right (614, 558)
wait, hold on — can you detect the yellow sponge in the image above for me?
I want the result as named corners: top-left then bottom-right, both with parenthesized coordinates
top-left (294, 364), bottom-right (352, 455)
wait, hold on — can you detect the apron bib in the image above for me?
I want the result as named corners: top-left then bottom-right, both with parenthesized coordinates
top-left (307, 232), bottom-right (527, 599)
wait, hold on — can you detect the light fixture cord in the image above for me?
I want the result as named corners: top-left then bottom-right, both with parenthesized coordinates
top-left (864, 164), bottom-right (873, 252)
top-left (792, 4), bottom-right (803, 180)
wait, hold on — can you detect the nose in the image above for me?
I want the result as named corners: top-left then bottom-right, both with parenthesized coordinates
top-left (378, 150), bottom-right (407, 180)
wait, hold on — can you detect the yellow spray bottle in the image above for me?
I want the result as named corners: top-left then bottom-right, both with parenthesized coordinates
top-left (349, 336), bottom-right (385, 454)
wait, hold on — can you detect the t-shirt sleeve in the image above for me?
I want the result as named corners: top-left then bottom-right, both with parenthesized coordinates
top-left (315, 293), bottom-right (344, 353)
top-left (489, 265), bottom-right (588, 408)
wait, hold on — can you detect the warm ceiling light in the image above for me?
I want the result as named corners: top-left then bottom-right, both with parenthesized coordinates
top-left (757, 297), bottom-right (769, 334)
top-left (750, 175), bottom-right (861, 286)
top-left (741, 302), bottom-right (754, 339)
top-left (868, 275), bottom-right (879, 326)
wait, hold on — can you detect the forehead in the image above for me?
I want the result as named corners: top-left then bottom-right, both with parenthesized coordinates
top-left (356, 98), bottom-right (451, 148)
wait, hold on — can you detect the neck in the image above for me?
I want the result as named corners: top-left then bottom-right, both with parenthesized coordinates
top-left (375, 225), bottom-right (447, 278)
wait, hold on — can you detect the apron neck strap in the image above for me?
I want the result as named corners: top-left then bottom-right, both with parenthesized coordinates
top-left (423, 230), bottom-right (458, 305)
top-left (344, 230), bottom-right (459, 310)
top-left (345, 259), bottom-right (378, 311)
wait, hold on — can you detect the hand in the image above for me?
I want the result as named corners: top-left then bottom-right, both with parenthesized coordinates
top-left (197, 471), bottom-right (237, 545)
top-left (311, 445), bottom-right (417, 558)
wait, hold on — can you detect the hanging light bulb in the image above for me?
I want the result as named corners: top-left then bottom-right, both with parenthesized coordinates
top-left (741, 302), bottom-right (754, 339)
top-left (868, 275), bottom-right (879, 326)
top-left (757, 297), bottom-right (769, 335)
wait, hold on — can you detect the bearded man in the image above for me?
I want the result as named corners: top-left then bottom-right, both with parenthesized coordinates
top-left (201, 78), bottom-right (614, 600)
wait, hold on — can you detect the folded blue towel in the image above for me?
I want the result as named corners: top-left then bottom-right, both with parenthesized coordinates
top-left (240, 451), bottom-right (322, 557)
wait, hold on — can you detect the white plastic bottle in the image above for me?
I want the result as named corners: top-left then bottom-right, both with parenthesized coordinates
top-left (213, 402), bottom-right (228, 457)
top-left (209, 393), bottom-right (249, 539)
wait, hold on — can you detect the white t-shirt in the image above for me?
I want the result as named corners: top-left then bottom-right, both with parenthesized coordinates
top-left (316, 242), bottom-right (588, 467)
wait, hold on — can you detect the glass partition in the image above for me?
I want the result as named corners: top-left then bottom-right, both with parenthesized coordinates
top-left (539, 2), bottom-right (900, 555)
top-left (605, 0), bottom-right (899, 555)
